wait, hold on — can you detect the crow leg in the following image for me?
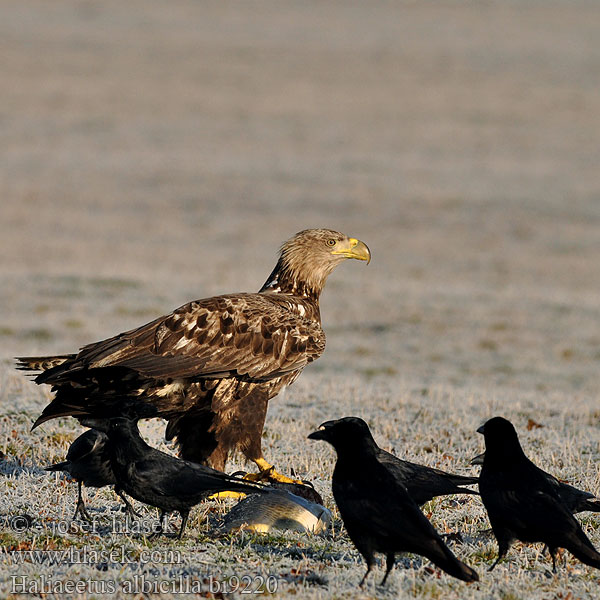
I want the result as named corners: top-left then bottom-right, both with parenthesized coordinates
top-left (116, 489), bottom-right (142, 518)
top-left (359, 560), bottom-right (374, 588)
top-left (489, 541), bottom-right (509, 572)
top-left (549, 547), bottom-right (558, 574)
top-left (488, 557), bottom-right (502, 572)
top-left (149, 510), bottom-right (167, 539)
top-left (177, 511), bottom-right (190, 540)
top-left (73, 482), bottom-right (92, 521)
top-left (380, 553), bottom-right (395, 586)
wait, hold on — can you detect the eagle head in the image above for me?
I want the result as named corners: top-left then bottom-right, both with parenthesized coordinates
top-left (260, 229), bottom-right (370, 299)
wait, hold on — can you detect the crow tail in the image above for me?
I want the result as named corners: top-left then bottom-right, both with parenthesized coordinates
top-left (579, 498), bottom-right (600, 513)
top-left (45, 461), bottom-right (69, 472)
top-left (221, 477), bottom-right (271, 496)
top-left (426, 541), bottom-right (479, 582)
top-left (564, 531), bottom-right (600, 570)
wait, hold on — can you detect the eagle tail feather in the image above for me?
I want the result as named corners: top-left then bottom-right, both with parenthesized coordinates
top-left (15, 355), bottom-right (75, 373)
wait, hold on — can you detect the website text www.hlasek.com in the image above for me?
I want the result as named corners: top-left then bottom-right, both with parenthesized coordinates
top-left (4, 545), bottom-right (181, 567)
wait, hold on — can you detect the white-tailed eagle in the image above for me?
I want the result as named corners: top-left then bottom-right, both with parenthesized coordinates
top-left (17, 229), bottom-right (370, 480)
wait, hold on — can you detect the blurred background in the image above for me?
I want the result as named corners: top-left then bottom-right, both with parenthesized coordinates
top-left (1, 0), bottom-right (599, 401)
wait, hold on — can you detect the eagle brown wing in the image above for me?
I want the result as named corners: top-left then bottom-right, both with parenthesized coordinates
top-left (42, 293), bottom-right (324, 384)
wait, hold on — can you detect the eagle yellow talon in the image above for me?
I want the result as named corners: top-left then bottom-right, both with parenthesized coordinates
top-left (207, 459), bottom-right (303, 499)
top-left (242, 471), bottom-right (272, 483)
top-left (251, 458), bottom-right (305, 485)
top-left (209, 490), bottom-right (248, 500)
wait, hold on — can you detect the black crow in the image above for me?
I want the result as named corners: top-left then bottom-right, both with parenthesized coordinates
top-left (377, 449), bottom-right (478, 506)
top-left (471, 451), bottom-right (600, 515)
top-left (45, 428), bottom-right (137, 520)
top-left (103, 417), bottom-right (269, 538)
top-left (477, 416), bottom-right (600, 572)
top-left (308, 417), bottom-right (479, 586)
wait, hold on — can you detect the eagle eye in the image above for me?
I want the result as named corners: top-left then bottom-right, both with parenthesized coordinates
top-left (326, 239), bottom-right (336, 247)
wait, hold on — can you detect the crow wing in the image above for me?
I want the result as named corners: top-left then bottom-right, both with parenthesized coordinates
top-left (480, 466), bottom-right (581, 543)
top-left (65, 429), bottom-right (107, 463)
top-left (377, 449), bottom-right (478, 505)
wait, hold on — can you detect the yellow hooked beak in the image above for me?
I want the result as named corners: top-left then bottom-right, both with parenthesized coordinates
top-left (331, 238), bottom-right (371, 264)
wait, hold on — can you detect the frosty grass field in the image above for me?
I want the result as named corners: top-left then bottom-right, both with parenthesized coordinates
top-left (1, 1), bottom-right (599, 598)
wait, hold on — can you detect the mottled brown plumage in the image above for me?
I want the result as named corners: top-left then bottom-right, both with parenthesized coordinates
top-left (18, 229), bottom-right (370, 473)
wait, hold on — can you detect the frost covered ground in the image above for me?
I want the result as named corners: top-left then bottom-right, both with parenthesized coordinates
top-left (1, 1), bottom-right (599, 598)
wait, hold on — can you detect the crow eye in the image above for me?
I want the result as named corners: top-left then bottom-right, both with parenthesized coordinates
top-left (326, 239), bottom-right (336, 247)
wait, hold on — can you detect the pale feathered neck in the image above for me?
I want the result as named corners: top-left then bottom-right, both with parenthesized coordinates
top-left (259, 236), bottom-right (340, 301)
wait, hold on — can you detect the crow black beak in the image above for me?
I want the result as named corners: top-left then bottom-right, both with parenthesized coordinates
top-left (308, 426), bottom-right (328, 441)
top-left (79, 418), bottom-right (110, 432)
top-left (470, 452), bottom-right (485, 466)
top-left (476, 424), bottom-right (485, 435)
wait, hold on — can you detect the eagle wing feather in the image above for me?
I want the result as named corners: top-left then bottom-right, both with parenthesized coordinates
top-left (43, 294), bottom-right (324, 383)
